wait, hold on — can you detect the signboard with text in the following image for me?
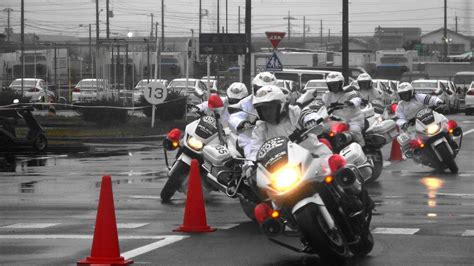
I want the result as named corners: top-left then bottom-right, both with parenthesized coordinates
top-left (199, 33), bottom-right (246, 55)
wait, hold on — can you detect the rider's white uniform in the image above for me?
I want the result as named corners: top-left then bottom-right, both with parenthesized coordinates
top-left (247, 105), bottom-right (332, 161)
top-left (395, 93), bottom-right (444, 128)
top-left (321, 86), bottom-right (365, 145)
top-left (358, 88), bottom-right (384, 103)
top-left (228, 95), bottom-right (257, 157)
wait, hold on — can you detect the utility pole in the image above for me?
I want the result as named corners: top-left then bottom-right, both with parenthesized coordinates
top-left (238, 6), bottom-right (241, 33)
top-left (443, 0), bottom-right (448, 61)
top-left (320, 20), bottom-right (323, 48)
top-left (226, 0), bottom-right (228, 33)
top-left (342, 0), bottom-right (349, 84)
top-left (150, 13), bottom-right (154, 40)
top-left (3, 8), bottom-right (13, 42)
top-left (21, 0), bottom-right (24, 94)
top-left (161, 0), bottom-right (164, 52)
top-left (106, 0), bottom-right (110, 39)
top-left (283, 11), bottom-right (296, 41)
top-left (455, 16), bottom-right (458, 33)
top-left (244, 0), bottom-right (251, 88)
top-left (303, 16), bottom-right (306, 44)
top-left (328, 28), bottom-right (331, 44)
top-left (199, 0), bottom-right (202, 34)
top-left (89, 24), bottom-right (92, 77)
top-left (217, 0), bottom-right (220, 33)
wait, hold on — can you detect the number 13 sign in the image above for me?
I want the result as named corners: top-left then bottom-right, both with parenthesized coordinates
top-left (144, 82), bottom-right (168, 105)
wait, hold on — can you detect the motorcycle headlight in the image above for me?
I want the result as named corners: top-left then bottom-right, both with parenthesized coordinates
top-left (271, 165), bottom-right (301, 192)
top-left (377, 116), bottom-right (384, 123)
top-left (425, 123), bottom-right (441, 135)
top-left (187, 136), bottom-right (204, 151)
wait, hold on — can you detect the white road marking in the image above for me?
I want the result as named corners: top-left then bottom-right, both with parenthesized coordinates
top-left (436, 192), bottom-right (474, 198)
top-left (371, 227), bottom-right (419, 235)
top-left (117, 223), bottom-right (149, 229)
top-left (121, 235), bottom-right (188, 259)
top-left (129, 195), bottom-right (161, 200)
top-left (383, 161), bottom-right (391, 167)
top-left (461, 230), bottom-right (474, 237)
top-left (0, 234), bottom-right (183, 240)
top-left (214, 224), bottom-right (239, 230)
top-left (463, 129), bottom-right (474, 136)
top-left (0, 223), bottom-right (60, 229)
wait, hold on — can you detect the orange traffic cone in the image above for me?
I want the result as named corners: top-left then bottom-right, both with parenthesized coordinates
top-left (174, 159), bottom-right (216, 233)
top-left (77, 176), bottom-right (133, 265)
top-left (389, 139), bottom-right (403, 161)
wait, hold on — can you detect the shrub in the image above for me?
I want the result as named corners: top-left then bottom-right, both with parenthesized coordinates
top-left (76, 98), bottom-right (128, 126)
top-left (138, 90), bottom-right (186, 122)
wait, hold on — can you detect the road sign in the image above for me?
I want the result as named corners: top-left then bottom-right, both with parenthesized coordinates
top-left (199, 33), bottom-right (246, 55)
top-left (143, 81), bottom-right (168, 105)
top-left (265, 52), bottom-right (283, 71)
top-left (265, 32), bottom-right (286, 49)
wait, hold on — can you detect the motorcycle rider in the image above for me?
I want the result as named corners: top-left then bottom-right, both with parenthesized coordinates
top-left (356, 73), bottom-right (384, 106)
top-left (321, 72), bottom-right (365, 146)
top-left (395, 82), bottom-right (445, 130)
top-left (229, 72), bottom-right (278, 156)
top-left (191, 82), bottom-right (249, 128)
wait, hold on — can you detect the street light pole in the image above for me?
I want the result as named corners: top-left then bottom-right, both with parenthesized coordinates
top-left (21, 0), bottom-right (24, 94)
top-left (342, 0), bottom-right (349, 84)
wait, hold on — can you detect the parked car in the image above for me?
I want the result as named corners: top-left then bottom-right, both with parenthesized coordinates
top-left (167, 78), bottom-right (207, 105)
top-left (132, 79), bottom-right (169, 103)
top-left (411, 79), bottom-right (453, 114)
top-left (464, 81), bottom-right (474, 115)
top-left (439, 80), bottom-right (461, 112)
top-left (72, 79), bottom-right (111, 103)
top-left (454, 71), bottom-right (474, 100)
top-left (8, 78), bottom-right (56, 103)
top-left (400, 71), bottom-right (430, 83)
top-left (302, 79), bottom-right (328, 99)
top-left (200, 78), bottom-right (218, 92)
top-left (372, 79), bottom-right (398, 104)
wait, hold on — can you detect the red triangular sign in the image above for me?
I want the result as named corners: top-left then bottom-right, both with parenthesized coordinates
top-left (265, 32), bottom-right (286, 49)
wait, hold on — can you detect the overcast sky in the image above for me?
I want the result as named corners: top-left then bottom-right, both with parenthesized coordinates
top-left (1, 0), bottom-right (472, 38)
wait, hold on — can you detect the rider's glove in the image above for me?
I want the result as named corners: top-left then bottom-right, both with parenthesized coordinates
top-left (400, 123), bottom-right (410, 131)
top-left (237, 120), bottom-right (252, 132)
top-left (187, 105), bottom-right (200, 113)
top-left (242, 161), bottom-right (255, 179)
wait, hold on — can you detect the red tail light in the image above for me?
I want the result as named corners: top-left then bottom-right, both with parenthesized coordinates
top-left (167, 128), bottom-right (182, 142)
top-left (391, 103), bottom-right (398, 114)
top-left (73, 87), bottom-right (81, 93)
top-left (330, 123), bottom-right (349, 136)
top-left (208, 93), bottom-right (224, 109)
top-left (409, 138), bottom-right (425, 149)
top-left (466, 90), bottom-right (474, 96)
top-left (328, 154), bottom-right (347, 173)
top-left (319, 138), bottom-right (333, 151)
top-left (447, 120), bottom-right (458, 134)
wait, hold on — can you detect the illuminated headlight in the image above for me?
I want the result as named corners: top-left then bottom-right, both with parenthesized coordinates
top-left (187, 136), bottom-right (204, 151)
top-left (425, 123), bottom-right (441, 135)
top-left (271, 165), bottom-right (301, 192)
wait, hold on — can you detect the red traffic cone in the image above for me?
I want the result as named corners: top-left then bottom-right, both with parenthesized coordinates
top-left (77, 176), bottom-right (133, 265)
top-left (174, 159), bottom-right (216, 233)
top-left (389, 139), bottom-right (403, 161)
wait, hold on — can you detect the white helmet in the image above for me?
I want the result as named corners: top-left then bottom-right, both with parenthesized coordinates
top-left (397, 82), bottom-right (414, 101)
top-left (226, 82), bottom-right (249, 104)
top-left (326, 72), bottom-right (345, 93)
top-left (252, 72), bottom-right (277, 95)
top-left (356, 73), bottom-right (373, 90)
top-left (252, 85), bottom-right (286, 124)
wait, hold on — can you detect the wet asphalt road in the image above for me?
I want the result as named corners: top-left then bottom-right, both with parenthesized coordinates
top-left (0, 113), bottom-right (473, 266)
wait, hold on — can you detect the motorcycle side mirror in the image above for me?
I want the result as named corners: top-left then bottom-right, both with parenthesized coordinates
top-left (13, 99), bottom-right (19, 104)
top-left (208, 93), bottom-right (224, 110)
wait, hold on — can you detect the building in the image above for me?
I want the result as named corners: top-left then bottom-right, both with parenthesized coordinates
top-left (421, 28), bottom-right (472, 56)
top-left (374, 26), bottom-right (422, 50)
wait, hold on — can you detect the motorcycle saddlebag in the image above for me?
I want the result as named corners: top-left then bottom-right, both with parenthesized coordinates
top-left (366, 120), bottom-right (398, 145)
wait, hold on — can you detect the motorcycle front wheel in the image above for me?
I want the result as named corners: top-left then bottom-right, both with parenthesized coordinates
top-left (33, 134), bottom-right (48, 152)
top-left (238, 197), bottom-right (257, 222)
top-left (437, 143), bottom-right (458, 174)
top-left (294, 203), bottom-right (350, 264)
top-left (366, 149), bottom-right (383, 182)
top-left (160, 160), bottom-right (189, 202)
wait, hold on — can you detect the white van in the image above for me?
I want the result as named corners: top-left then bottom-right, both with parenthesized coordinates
top-left (272, 69), bottom-right (337, 92)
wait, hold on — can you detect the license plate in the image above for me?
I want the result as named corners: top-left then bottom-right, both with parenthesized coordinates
top-left (398, 133), bottom-right (410, 143)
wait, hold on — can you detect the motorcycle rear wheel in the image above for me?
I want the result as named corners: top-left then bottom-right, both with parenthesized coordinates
top-left (294, 203), bottom-right (350, 264)
top-left (367, 149), bottom-right (383, 182)
top-left (238, 197), bottom-right (257, 222)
